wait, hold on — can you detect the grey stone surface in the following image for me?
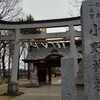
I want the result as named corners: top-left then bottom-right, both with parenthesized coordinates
top-left (7, 82), bottom-right (19, 94)
top-left (61, 57), bottom-right (76, 100)
top-left (82, 0), bottom-right (100, 100)
top-left (11, 29), bottom-right (20, 82)
top-left (76, 61), bottom-right (84, 85)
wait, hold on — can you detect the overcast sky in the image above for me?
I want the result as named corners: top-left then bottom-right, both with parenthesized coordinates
top-left (21, 0), bottom-right (82, 20)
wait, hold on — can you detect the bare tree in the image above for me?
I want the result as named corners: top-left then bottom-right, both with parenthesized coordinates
top-left (67, 0), bottom-right (82, 17)
top-left (0, 0), bottom-right (23, 80)
top-left (0, 0), bottom-right (22, 21)
top-left (20, 14), bottom-right (41, 34)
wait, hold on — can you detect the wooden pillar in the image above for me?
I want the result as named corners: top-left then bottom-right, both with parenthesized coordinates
top-left (28, 63), bottom-right (30, 80)
top-left (46, 66), bottom-right (49, 83)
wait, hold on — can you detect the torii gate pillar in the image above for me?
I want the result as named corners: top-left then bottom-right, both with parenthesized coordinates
top-left (7, 28), bottom-right (20, 94)
top-left (69, 25), bottom-right (78, 77)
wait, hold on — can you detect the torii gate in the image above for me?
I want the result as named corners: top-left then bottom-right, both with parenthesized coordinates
top-left (0, 17), bottom-right (81, 93)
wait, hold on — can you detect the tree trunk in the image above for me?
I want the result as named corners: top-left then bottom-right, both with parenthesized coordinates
top-left (2, 47), bottom-right (6, 80)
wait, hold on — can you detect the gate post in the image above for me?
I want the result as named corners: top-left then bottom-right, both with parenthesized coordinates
top-left (69, 25), bottom-right (78, 77)
top-left (61, 57), bottom-right (76, 100)
top-left (8, 28), bottom-right (20, 94)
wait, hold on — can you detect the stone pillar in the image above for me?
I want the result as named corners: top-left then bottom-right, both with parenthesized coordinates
top-left (8, 28), bottom-right (20, 93)
top-left (81, 0), bottom-right (100, 100)
top-left (61, 57), bottom-right (76, 100)
top-left (69, 25), bottom-right (78, 77)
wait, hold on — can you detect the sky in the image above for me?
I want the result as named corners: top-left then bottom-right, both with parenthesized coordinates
top-left (21, 0), bottom-right (82, 33)
top-left (21, 0), bottom-right (82, 20)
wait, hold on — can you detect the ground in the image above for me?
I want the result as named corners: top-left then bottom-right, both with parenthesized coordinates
top-left (0, 77), bottom-right (61, 100)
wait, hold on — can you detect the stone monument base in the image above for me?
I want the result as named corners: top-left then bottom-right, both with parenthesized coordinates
top-left (0, 82), bottom-right (24, 96)
top-left (7, 82), bottom-right (19, 94)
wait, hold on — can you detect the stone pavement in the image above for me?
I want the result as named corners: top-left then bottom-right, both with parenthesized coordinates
top-left (0, 84), bottom-right (15, 100)
top-left (11, 85), bottom-right (61, 100)
top-left (0, 79), bottom-right (61, 100)
top-left (11, 79), bottom-right (61, 100)
top-left (0, 78), bottom-right (85, 100)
